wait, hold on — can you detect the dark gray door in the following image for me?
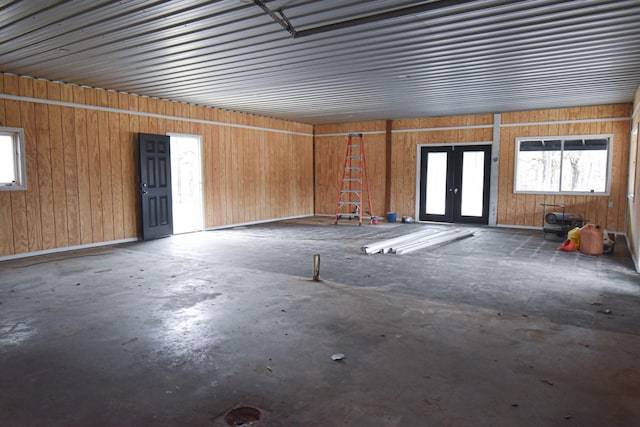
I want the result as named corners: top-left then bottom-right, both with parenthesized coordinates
top-left (139, 133), bottom-right (173, 240)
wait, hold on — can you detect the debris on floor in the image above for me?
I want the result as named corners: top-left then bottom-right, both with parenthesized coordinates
top-left (331, 353), bottom-right (345, 361)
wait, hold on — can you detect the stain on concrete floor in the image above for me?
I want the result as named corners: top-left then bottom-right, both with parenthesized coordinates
top-left (0, 219), bottom-right (639, 426)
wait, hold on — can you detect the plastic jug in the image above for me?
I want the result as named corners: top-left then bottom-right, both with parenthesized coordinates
top-left (579, 224), bottom-right (603, 255)
top-left (567, 227), bottom-right (581, 250)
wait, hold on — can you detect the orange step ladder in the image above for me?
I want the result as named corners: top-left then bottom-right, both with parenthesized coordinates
top-left (334, 133), bottom-right (374, 226)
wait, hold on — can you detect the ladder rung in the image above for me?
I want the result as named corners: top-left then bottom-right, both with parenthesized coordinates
top-left (339, 202), bottom-right (360, 206)
top-left (348, 144), bottom-right (360, 148)
top-left (345, 167), bottom-right (362, 171)
top-left (341, 190), bottom-right (360, 193)
top-left (347, 155), bottom-right (361, 159)
top-left (343, 178), bottom-right (360, 182)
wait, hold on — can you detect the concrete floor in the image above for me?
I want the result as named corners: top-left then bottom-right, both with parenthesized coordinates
top-left (1, 218), bottom-right (639, 426)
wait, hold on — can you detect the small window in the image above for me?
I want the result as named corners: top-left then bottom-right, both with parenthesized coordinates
top-left (514, 135), bottom-right (611, 195)
top-left (0, 127), bottom-right (26, 190)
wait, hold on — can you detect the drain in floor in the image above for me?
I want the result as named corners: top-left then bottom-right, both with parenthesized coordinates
top-left (225, 406), bottom-right (262, 426)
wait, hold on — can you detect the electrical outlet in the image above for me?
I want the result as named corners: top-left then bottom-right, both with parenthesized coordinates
top-left (608, 201), bottom-right (614, 208)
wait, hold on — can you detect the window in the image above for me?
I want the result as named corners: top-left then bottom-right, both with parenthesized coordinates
top-left (514, 135), bottom-right (611, 194)
top-left (0, 127), bottom-right (26, 190)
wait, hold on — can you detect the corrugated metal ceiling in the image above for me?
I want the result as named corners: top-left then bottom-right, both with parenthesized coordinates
top-left (1, 0), bottom-right (639, 124)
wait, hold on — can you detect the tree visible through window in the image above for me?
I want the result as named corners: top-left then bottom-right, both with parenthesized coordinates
top-left (515, 135), bottom-right (610, 194)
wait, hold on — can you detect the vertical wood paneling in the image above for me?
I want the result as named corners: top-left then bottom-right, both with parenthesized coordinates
top-left (61, 100), bottom-right (81, 245)
top-left (116, 93), bottom-right (130, 239)
top-left (127, 94), bottom-right (140, 238)
top-left (314, 121), bottom-right (387, 216)
top-left (109, 92), bottom-right (124, 240)
top-left (60, 84), bottom-right (80, 246)
top-left (0, 88), bottom-right (14, 255)
top-left (16, 77), bottom-right (41, 252)
top-left (497, 105), bottom-right (630, 231)
top-left (73, 85), bottom-right (93, 244)
top-left (97, 90), bottom-right (114, 241)
top-left (34, 81), bottom-right (55, 250)
top-left (0, 75), bottom-right (305, 256)
top-left (85, 88), bottom-right (104, 242)
top-left (47, 81), bottom-right (69, 248)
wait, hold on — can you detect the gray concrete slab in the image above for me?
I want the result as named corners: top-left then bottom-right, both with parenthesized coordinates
top-left (1, 218), bottom-right (639, 426)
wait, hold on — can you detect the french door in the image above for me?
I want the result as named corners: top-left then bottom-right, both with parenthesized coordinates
top-left (419, 145), bottom-right (491, 224)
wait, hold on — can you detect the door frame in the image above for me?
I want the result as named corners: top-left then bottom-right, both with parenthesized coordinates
top-left (167, 132), bottom-right (205, 234)
top-left (414, 142), bottom-right (494, 224)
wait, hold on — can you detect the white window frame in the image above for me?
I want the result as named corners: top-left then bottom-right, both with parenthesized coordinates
top-left (0, 127), bottom-right (27, 191)
top-left (514, 134), bottom-right (613, 196)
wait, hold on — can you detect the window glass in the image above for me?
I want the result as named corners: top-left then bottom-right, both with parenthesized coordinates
top-left (561, 139), bottom-right (608, 192)
top-left (515, 136), bottom-right (610, 194)
top-left (0, 134), bottom-right (16, 184)
top-left (516, 140), bottom-right (561, 192)
top-left (0, 128), bottom-right (26, 190)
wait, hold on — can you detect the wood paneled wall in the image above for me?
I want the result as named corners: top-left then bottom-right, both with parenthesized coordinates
top-left (627, 88), bottom-right (640, 271)
top-left (0, 74), bottom-right (313, 257)
top-left (498, 105), bottom-right (631, 231)
top-left (315, 107), bottom-right (631, 232)
top-left (314, 121), bottom-right (387, 217)
top-left (390, 114), bottom-right (494, 217)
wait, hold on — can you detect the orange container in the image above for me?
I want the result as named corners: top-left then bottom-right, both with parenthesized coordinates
top-left (579, 224), bottom-right (603, 255)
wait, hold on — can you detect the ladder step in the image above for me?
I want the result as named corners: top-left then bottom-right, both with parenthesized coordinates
top-left (343, 178), bottom-right (360, 182)
top-left (345, 167), bottom-right (362, 171)
top-left (341, 189), bottom-right (360, 193)
top-left (347, 155), bottom-right (361, 159)
top-left (339, 202), bottom-right (360, 206)
top-left (348, 144), bottom-right (360, 148)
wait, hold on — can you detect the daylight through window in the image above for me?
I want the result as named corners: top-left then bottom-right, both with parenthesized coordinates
top-left (0, 128), bottom-right (26, 190)
top-left (514, 135), bottom-right (611, 194)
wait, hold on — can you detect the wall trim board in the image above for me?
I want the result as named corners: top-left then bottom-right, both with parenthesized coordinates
top-left (415, 141), bottom-right (493, 147)
top-left (0, 93), bottom-right (313, 137)
top-left (627, 236), bottom-right (639, 272)
top-left (496, 224), bottom-right (542, 231)
top-left (314, 131), bottom-right (386, 137)
top-left (0, 237), bottom-right (138, 262)
top-left (501, 117), bottom-right (630, 127)
top-left (632, 101), bottom-right (640, 120)
top-left (204, 214), bottom-right (314, 231)
top-left (495, 223), bottom-right (625, 235)
top-left (393, 124), bottom-right (493, 133)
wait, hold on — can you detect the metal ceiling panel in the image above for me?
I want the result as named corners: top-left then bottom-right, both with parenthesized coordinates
top-left (1, 0), bottom-right (639, 124)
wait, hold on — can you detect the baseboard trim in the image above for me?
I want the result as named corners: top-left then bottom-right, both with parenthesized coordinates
top-left (0, 237), bottom-right (140, 262)
top-left (204, 214), bottom-right (314, 231)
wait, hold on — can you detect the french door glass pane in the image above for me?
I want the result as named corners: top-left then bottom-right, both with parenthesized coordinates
top-left (425, 152), bottom-right (447, 215)
top-left (461, 151), bottom-right (484, 217)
